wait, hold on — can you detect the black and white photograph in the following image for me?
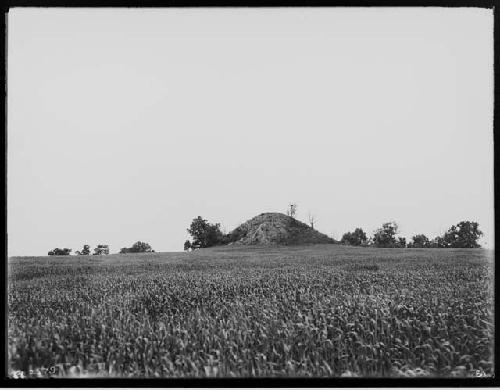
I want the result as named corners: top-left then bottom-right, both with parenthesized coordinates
top-left (6, 6), bottom-right (495, 381)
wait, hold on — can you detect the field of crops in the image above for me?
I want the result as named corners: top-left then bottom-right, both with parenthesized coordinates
top-left (8, 244), bottom-right (494, 378)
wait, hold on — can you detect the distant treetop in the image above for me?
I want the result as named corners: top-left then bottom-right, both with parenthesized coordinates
top-left (120, 241), bottom-right (153, 254)
top-left (48, 248), bottom-right (72, 256)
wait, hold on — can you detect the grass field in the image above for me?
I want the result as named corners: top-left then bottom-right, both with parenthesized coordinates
top-left (8, 244), bottom-right (494, 378)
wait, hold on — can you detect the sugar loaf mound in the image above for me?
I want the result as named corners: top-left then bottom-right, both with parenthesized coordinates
top-left (227, 212), bottom-right (335, 246)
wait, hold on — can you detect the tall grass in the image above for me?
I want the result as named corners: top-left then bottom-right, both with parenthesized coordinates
top-left (8, 246), bottom-right (493, 378)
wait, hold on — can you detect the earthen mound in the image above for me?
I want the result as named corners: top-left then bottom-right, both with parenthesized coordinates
top-left (227, 213), bottom-right (335, 246)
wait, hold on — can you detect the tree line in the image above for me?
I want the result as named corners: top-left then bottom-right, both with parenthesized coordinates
top-left (46, 212), bottom-right (484, 255)
top-left (183, 216), bottom-right (484, 251)
top-left (47, 241), bottom-right (155, 256)
top-left (340, 220), bottom-right (483, 248)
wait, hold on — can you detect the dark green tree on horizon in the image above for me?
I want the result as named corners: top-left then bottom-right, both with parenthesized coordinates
top-left (443, 221), bottom-right (483, 248)
top-left (48, 248), bottom-right (72, 256)
top-left (408, 234), bottom-right (431, 248)
top-left (341, 228), bottom-right (367, 246)
top-left (372, 222), bottom-right (400, 248)
top-left (93, 244), bottom-right (110, 255)
top-left (120, 241), bottom-right (153, 254)
top-left (185, 216), bottom-right (225, 250)
top-left (75, 244), bottom-right (91, 255)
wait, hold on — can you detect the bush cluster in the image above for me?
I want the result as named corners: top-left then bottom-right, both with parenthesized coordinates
top-left (47, 248), bottom-right (72, 256)
top-left (341, 228), bottom-right (368, 246)
top-left (120, 242), bottom-right (154, 254)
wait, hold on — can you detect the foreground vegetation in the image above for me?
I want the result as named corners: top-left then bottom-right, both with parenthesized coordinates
top-left (8, 245), bottom-right (494, 378)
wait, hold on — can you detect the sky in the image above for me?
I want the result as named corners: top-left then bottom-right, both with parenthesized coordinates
top-left (7, 7), bottom-right (494, 256)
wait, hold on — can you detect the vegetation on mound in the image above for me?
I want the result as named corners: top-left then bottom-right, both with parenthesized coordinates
top-left (184, 213), bottom-right (335, 251)
top-left (228, 213), bottom-right (335, 246)
top-left (44, 204), bottom-right (484, 254)
top-left (182, 211), bottom-right (483, 252)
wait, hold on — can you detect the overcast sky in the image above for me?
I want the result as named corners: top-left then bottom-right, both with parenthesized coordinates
top-left (8, 7), bottom-right (494, 256)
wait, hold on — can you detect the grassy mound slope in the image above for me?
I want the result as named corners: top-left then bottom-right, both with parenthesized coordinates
top-left (227, 212), bottom-right (335, 246)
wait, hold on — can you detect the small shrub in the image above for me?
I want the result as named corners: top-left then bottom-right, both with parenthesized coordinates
top-left (93, 244), bottom-right (110, 255)
top-left (48, 248), bottom-right (72, 256)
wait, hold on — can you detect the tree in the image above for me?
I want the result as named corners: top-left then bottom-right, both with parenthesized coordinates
top-left (286, 203), bottom-right (297, 219)
top-left (372, 222), bottom-right (399, 248)
top-left (443, 221), bottom-right (483, 248)
top-left (341, 228), bottom-right (367, 246)
top-left (120, 241), bottom-right (153, 254)
top-left (430, 235), bottom-right (448, 248)
top-left (93, 244), bottom-right (110, 255)
top-left (397, 237), bottom-right (407, 248)
top-left (48, 248), bottom-right (72, 256)
top-left (308, 212), bottom-right (316, 229)
top-left (183, 240), bottom-right (192, 251)
top-left (132, 241), bottom-right (153, 252)
top-left (75, 244), bottom-right (91, 255)
top-left (408, 234), bottom-right (431, 248)
top-left (187, 216), bottom-right (225, 250)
